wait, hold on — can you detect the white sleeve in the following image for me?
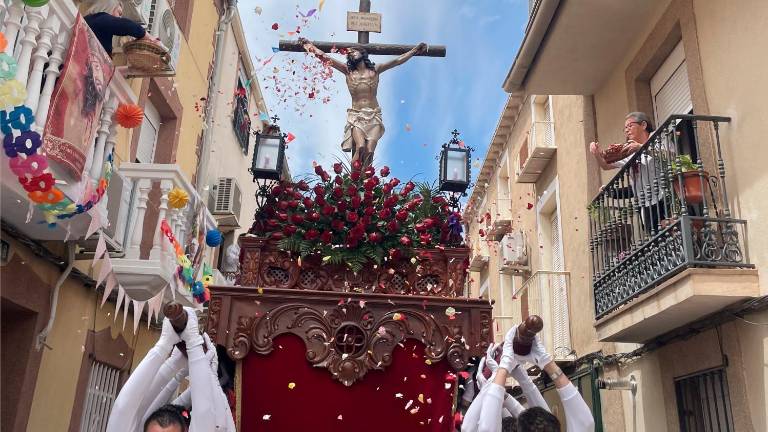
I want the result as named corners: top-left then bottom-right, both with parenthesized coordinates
top-left (172, 388), bottom-right (191, 409)
top-left (509, 367), bottom-right (549, 412)
top-left (558, 383), bottom-right (595, 432)
top-left (187, 345), bottom-right (217, 432)
top-left (462, 385), bottom-right (487, 432)
top-left (139, 353), bottom-right (186, 424)
top-left (107, 346), bottom-right (172, 432)
top-left (477, 383), bottom-right (505, 432)
top-left (502, 392), bottom-right (525, 417)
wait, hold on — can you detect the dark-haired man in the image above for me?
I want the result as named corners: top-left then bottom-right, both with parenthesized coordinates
top-left (301, 39), bottom-right (427, 165)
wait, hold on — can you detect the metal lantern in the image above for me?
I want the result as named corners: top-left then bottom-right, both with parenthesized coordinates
top-left (250, 116), bottom-right (286, 181)
top-left (439, 129), bottom-right (472, 194)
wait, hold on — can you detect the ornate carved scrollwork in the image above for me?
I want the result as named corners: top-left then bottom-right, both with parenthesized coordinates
top-left (228, 315), bottom-right (255, 360)
top-left (206, 297), bottom-right (222, 344)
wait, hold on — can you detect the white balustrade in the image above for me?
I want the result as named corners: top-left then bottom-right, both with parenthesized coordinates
top-left (24, 9), bottom-right (56, 112)
top-left (14, 6), bottom-right (44, 86)
top-left (90, 92), bottom-right (117, 181)
top-left (150, 180), bottom-right (173, 260)
top-left (2, 1), bottom-right (24, 55)
top-left (127, 179), bottom-right (151, 260)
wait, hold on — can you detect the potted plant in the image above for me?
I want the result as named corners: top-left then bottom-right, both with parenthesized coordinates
top-left (671, 155), bottom-right (708, 205)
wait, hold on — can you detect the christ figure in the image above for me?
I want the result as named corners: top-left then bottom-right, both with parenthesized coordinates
top-left (301, 38), bottom-right (427, 165)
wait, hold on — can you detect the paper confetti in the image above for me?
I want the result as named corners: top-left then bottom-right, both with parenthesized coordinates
top-left (410, 407), bottom-right (420, 414)
top-left (337, 415), bottom-right (343, 420)
top-left (288, 382), bottom-right (296, 389)
top-left (395, 393), bottom-right (403, 398)
top-left (263, 415), bottom-right (271, 421)
top-left (254, 6), bottom-right (262, 15)
top-left (445, 307), bottom-right (456, 317)
top-left (318, 0), bottom-right (327, 11)
top-left (418, 394), bottom-right (424, 403)
top-left (405, 400), bottom-right (413, 410)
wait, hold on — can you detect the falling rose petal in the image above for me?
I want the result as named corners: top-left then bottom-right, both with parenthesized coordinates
top-left (404, 123), bottom-right (412, 132)
top-left (263, 414), bottom-right (271, 421)
top-left (395, 393), bottom-right (403, 398)
top-left (359, 300), bottom-right (366, 308)
top-left (337, 415), bottom-right (343, 420)
top-left (410, 407), bottom-right (420, 414)
top-left (445, 382), bottom-right (452, 389)
top-left (271, 23), bottom-right (279, 30)
top-left (420, 374), bottom-right (427, 379)
top-left (427, 398), bottom-right (432, 404)
top-left (254, 6), bottom-right (263, 15)
top-left (405, 400), bottom-right (413, 410)
top-left (527, 202), bottom-right (534, 210)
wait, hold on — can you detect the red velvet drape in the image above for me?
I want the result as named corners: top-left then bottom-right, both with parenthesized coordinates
top-left (241, 334), bottom-right (457, 431)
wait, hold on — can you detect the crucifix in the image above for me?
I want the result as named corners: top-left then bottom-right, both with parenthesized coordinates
top-left (279, 0), bottom-right (446, 166)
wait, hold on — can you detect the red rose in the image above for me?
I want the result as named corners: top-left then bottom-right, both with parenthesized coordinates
top-left (334, 176), bottom-right (343, 185)
top-left (352, 222), bottom-right (365, 235)
top-left (314, 165), bottom-right (324, 176)
top-left (389, 248), bottom-right (402, 260)
top-left (332, 219), bottom-right (345, 231)
top-left (333, 163), bottom-right (343, 174)
top-left (352, 160), bottom-right (362, 171)
top-left (285, 187), bottom-right (294, 195)
top-left (291, 214), bottom-right (304, 224)
top-left (423, 218), bottom-right (436, 229)
top-left (333, 187), bottom-right (343, 198)
top-left (337, 200), bottom-right (348, 212)
top-left (313, 185), bottom-right (325, 196)
top-left (364, 179), bottom-right (376, 191)
top-left (278, 201), bottom-right (289, 210)
top-left (346, 185), bottom-right (357, 196)
top-left (277, 212), bottom-right (288, 221)
top-left (350, 170), bottom-right (361, 181)
top-left (387, 220), bottom-right (400, 233)
top-left (308, 212), bottom-right (321, 222)
top-left (384, 196), bottom-right (398, 208)
top-left (288, 200), bottom-right (299, 209)
top-left (297, 180), bottom-right (309, 191)
top-left (378, 208), bottom-right (392, 219)
top-left (271, 185), bottom-right (283, 196)
top-left (322, 205), bottom-right (335, 216)
top-left (380, 166), bottom-right (390, 177)
top-left (321, 172), bottom-right (330, 182)
top-left (315, 195), bottom-right (326, 206)
top-left (303, 197), bottom-right (314, 208)
top-left (369, 231), bottom-right (383, 243)
top-left (432, 196), bottom-right (446, 204)
top-left (346, 211), bottom-right (359, 223)
top-left (346, 237), bottom-right (360, 248)
top-left (351, 196), bottom-right (362, 208)
top-left (383, 184), bottom-right (392, 194)
top-left (415, 222), bottom-right (427, 232)
top-left (320, 230), bottom-right (332, 243)
top-left (389, 178), bottom-right (401, 187)
top-left (283, 225), bottom-right (297, 235)
top-left (270, 232), bottom-right (285, 240)
top-left (396, 210), bottom-right (408, 221)
top-left (399, 236), bottom-right (412, 247)
top-left (364, 166), bottom-right (375, 178)
top-left (305, 229), bottom-right (320, 240)
top-left (419, 233), bottom-right (432, 244)
top-left (267, 219), bottom-right (279, 227)
top-left (263, 205), bottom-right (276, 216)
top-left (364, 190), bottom-right (374, 201)
top-left (364, 207), bottom-right (375, 216)
top-left (361, 216), bottom-right (372, 226)
top-left (293, 191), bottom-right (303, 200)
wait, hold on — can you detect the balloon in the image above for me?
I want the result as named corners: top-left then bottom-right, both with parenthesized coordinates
top-left (205, 229), bottom-right (223, 247)
top-left (22, 0), bottom-right (50, 7)
top-left (114, 103), bottom-right (144, 128)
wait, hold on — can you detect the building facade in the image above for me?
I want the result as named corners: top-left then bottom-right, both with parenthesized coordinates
top-left (466, 0), bottom-right (768, 430)
top-left (0, 1), bottom-right (267, 430)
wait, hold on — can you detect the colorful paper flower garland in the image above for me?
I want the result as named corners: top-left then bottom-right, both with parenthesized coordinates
top-left (160, 219), bottom-right (211, 304)
top-left (0, 41), bottom-right (114, 227)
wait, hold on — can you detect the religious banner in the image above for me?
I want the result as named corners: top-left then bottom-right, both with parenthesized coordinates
top-left (43, 14), bottom-right (114, 181)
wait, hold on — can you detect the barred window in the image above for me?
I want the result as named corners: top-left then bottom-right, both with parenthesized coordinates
top-left (675, 368), bottom-right (735, 432)
top-left (79, 361), bottom-right (121, 432)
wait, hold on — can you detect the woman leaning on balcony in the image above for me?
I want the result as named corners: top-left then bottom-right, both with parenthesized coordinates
top-left (79, 0), bottom-right (162, 56)
top-left (589, 112), bottom-right (667, 235)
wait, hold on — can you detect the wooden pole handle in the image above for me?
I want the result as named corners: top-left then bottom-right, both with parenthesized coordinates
top-left (162, 303), bottom-right (207, 354)
top-left (512, 315), bottom-right (544, 356)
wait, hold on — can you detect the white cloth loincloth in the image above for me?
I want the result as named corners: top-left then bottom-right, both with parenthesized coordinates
top-left (341, 107), bottom-right (385, 152)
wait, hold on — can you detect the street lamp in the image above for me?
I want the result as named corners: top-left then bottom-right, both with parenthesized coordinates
top-left (439, 130), bottom-right (473, 209)
top-left (250, 115), bottom-right (286, 181)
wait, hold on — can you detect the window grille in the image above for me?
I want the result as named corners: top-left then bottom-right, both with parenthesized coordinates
top-left (79, 361), bottom-right (121, 432)
top-left (675, 368), bottom-right (734, 432)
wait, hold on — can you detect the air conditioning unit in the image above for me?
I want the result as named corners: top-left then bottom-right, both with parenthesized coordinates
top-left (501, 230), bottom-right (528, 270)
top-left (209, 177), bottom-right (242, 221)
top-left (121, 0), bottom-right (152, 25)
top-left (147, 0), bottom-right (181, 70)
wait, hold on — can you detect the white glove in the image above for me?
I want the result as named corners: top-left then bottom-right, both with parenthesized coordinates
top-left (484, 343), bottom-right (500, 372)
top-left (506, 325), bottom-right (553, 367)
top-left (181, 307), bottom-right (204, 350)
top-left (499, 337), bottom-right (520, 373)
top-left (203, 333), bottom-right (219, 378)
top-left (157, 318), bottom-right (182, 354)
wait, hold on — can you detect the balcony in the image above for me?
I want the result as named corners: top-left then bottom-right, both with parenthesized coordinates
top-left (589, 114), bottom-right (758, 342)
top-left (496, 271), bottom-right (573, 362)
top-left (109, 163), bottom-right (216, 305)
top-left (232, 93), bottom-right (251, 154)
top-left (516, 121), bottom-right (556, 183)
top-left (1, 1), bottom-right (136, 242)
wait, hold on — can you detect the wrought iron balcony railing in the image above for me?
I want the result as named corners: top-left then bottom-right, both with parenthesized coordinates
top-left (589, 114), bottom-right (752, 319)
top-left (232, 93), bottom-right (251, 154)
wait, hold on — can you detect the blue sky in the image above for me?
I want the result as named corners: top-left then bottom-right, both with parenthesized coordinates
top-left (238, 0), bottom-right (529, 186)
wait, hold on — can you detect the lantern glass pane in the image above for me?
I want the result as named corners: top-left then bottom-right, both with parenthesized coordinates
top-left (446, 150), bottom-right (467, 182)
top-left (255, 136), bottom-right (281, 171)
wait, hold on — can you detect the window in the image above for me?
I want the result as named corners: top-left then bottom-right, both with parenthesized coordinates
top-left (675, 368), bottom-right (735, 432)
top-left (135, 102), bottom-right (160, 163)
top-left (651, 40), bottom-right (693, 127)
top-left (232, 74), bottom-right (252, 154)
top-left (79, 361), bottom-right (121, 432)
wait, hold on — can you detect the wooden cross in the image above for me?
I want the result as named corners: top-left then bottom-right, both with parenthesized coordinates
top-left (278, 0), bottom-right (446, 57)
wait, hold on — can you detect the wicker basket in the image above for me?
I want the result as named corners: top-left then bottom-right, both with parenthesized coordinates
top-left (123, 40), bottom-right (171, 73)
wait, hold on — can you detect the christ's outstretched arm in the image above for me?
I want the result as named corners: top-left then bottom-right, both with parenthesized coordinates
top-left (376, 42), bottom-right (427, 73)
top-left (301, 38), bottom-right (348, 74)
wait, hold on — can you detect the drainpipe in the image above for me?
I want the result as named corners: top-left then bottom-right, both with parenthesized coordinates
top-left (195, 0), bottom-right (238, 198)
top-left (36, 242), bottom-right (75, 351)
